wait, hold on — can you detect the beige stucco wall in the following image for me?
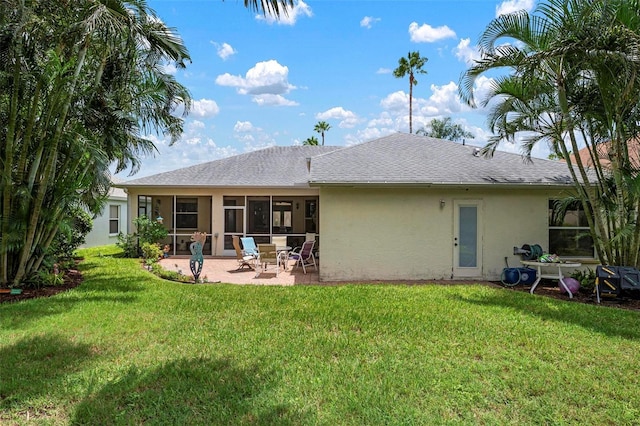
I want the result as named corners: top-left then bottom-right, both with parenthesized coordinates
top-left (318, 186), bottom-right (573, 282)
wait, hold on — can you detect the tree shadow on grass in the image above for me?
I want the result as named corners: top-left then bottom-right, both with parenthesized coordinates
top-left (453, 288), bottom-right (640, 340)
top-left (72, 357), bottom-right (312, 425)
top-left (0, 334), bottom-right (94, 414)
top-left (1, 291), bottom-right (138, 330)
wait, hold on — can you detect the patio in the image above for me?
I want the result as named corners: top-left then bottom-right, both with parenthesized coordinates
top-left (159, 256), bottom-right (320, 286)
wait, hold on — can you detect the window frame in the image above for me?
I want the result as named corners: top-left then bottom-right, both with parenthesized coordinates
top-left (548, 199), bottom-right (595, 259)
top-left (175, 197), bottom-right (198, 229)
top-left (109, 204), bottom-right (120, 235)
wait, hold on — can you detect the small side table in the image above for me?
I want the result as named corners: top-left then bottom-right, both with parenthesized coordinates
top-left (521, 260), bottom-right (582, 298)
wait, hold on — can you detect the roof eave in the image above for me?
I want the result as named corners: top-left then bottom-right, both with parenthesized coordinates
top-left (308, 181), bottom-right (577, 189)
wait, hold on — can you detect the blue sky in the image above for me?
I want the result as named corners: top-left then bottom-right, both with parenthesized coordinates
top-left (119, 0), bottom-right (545, 179)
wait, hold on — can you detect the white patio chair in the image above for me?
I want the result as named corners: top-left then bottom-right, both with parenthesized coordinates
top-left (288, 240), bottom-right (317, 274)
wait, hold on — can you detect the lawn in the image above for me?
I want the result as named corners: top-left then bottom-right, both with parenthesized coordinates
top-left (1, 246), bottom-right (639, 425)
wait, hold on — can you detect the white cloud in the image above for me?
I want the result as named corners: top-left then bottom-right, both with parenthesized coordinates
top-left (380, 91), bottom-right (410, 113)
top-left (316, 107), bottom-right (360, 128)
top-left (377, 81), bottom-right (475, 134)
top-left (345, 126), bottom-right (395, 146)
top-left (253, 94), bottom-right (299, 106)
top-left (496, 0), bottom-right (535, 16)
top-left (256, 0), bottom-right (312, 25)
top-left (212, 41), bottom-right (236, 60)
top-left (408, 22), bottom-right (456, 43)
top-left (233, 121), bottom-right (257, 132)
top-left (455, 38), bottom-right (481, 66)
top-left (162, 63), bottom-right (177, 75)
top-left (215, 60), bottom-right (297, 105)
top-left (367, 113), bottom-right (394, 129)
top-left (360, 16), bottom-right (381, 29)
top-left (188, 120), bottom-right (205, 131)
top-left (376, 67), bottom-right (392, 74)
top-left (191, 99), bottom-right (220, 118)
top-left (424, 81), bottom-right (466, 115)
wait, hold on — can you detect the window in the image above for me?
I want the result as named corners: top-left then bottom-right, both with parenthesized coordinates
top-left (176, 198), bottom-right (198, 229)
top-left (305, 200), bottom-right (317, 233)
top-left (272, 201), bottom-right (292, 233)
top-left (548, 200), bottom-right (594, 257)
top-left (109, 205), bottom-right (120, 234)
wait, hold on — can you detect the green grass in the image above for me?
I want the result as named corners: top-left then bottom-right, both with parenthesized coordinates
top-left (1, 246), bottom-right (640, 425)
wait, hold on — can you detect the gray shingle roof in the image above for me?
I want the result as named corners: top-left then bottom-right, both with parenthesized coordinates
top-left (121, 146), bottom-right (340, 188)
top-left (309, 133), bottom-right (575, 187)
top-left (121, 133), bottom-right (577, 189)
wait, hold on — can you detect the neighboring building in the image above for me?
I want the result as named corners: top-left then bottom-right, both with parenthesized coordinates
top-left (568, 138), bottom-right (640, 169)
top-left (82, 185), bottom-right (128, 247)
top-left (120, 133), bottom-right (590, 281)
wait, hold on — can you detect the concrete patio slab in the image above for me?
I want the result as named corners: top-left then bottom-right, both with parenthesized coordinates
top-left (159, 256), bottom-right (319, 286)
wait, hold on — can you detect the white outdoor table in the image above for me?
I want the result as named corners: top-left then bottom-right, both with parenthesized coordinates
top-left (521, 260), bottom-right (582, 298)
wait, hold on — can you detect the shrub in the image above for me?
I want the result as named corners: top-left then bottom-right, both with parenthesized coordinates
top-left (116, 232), bottom-right (139, 258)
top-left (571, 268), bottom-right (596, 292)
top-left (50, 207), bottom-right (93, 261)
top-left (141, 242), bottom-right (163, 265)
top-left (117, 215), bottom-right (169, 258)
top-left (134, 215), bottom-right (168, 246)
top-left (149, 263), bottom-right (193, 283)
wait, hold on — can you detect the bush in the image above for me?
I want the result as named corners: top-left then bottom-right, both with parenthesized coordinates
top-left (116, 232), bottom-right (139, 258)
top-left (117, 215), bottom-right (169, 258)
top-left (134, 215), bottom-right (168, 246)
top-left (571, 268), bottom-right (596, 292)
top-left (50, 208), bottom-right (93, 261)
top-left (141, 242), bottom-right (163, 265)
top-left (149, 263), bottom-right (193, 283)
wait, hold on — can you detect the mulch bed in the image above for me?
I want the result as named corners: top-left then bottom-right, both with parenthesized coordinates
top-left (0, 268), bottom-right (83, 304)
top-left (488, 279), bottom-right (640, 312)
top-left (2, 270), bottom-right (640, 312)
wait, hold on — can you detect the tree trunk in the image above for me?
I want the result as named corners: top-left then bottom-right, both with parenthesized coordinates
top-left (409, 73), bottom-right (414, 134)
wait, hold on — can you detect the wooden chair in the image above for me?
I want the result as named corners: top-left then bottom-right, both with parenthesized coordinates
top-left (232, 235), bottom-right (255, 270)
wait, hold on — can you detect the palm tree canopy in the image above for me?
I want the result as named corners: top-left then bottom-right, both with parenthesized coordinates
top-left (314, 121), bottom-right (331, 133)
top-left (457, 0), bottom-right (640, 267)
top-left (303, 136), bottom-right (319, 146)
top-left (417, 117), bottom-right (475, 142)
top-left (393, 51), bottom-right (428, 84)
top-left (242, 0), bottom-right (294, 16)
top-left (314, 121), bottom-right (331, 145)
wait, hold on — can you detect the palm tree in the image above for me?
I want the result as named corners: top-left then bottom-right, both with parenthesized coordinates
top-left (0, 0), bottom-right (192, 286)
top-left (314, 121), bottom-right (331, 145)
top-left (303, 136), bottom-right (319, 146)
top-left (243, 0), bottom-right (294, 16)
top-left (393, 51), bottom-right (428, 134)
top-left (459, 0), bottom-right (640, 267)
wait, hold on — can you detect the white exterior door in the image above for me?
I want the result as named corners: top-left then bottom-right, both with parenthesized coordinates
top-left (453, 200), bottom-right (483, 278)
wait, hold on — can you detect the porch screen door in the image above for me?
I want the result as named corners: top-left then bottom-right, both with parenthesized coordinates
top-left (223, 206), bottom-right (245, 256)
top-left (453, 200), bottom-right (482, 278)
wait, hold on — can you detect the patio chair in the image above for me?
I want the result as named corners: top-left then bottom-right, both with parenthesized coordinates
top-left (288, 240), bottom-right (317, 274)
top-left (256, 243), bottom-right (280, 277)
top-left (232, 235), bottom-right (255, 270)
top-left (240, 237), bottom-right (259, 257)
top-left (272, 236), bottom-right (289, 265)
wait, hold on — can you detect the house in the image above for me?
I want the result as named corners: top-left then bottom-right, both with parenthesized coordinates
top-left (120, 133), bottom-right (589, 281)
top-left (568, 139), bottom-right (640, 169)
top-left (82, 184), bottom-right (128, 247)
